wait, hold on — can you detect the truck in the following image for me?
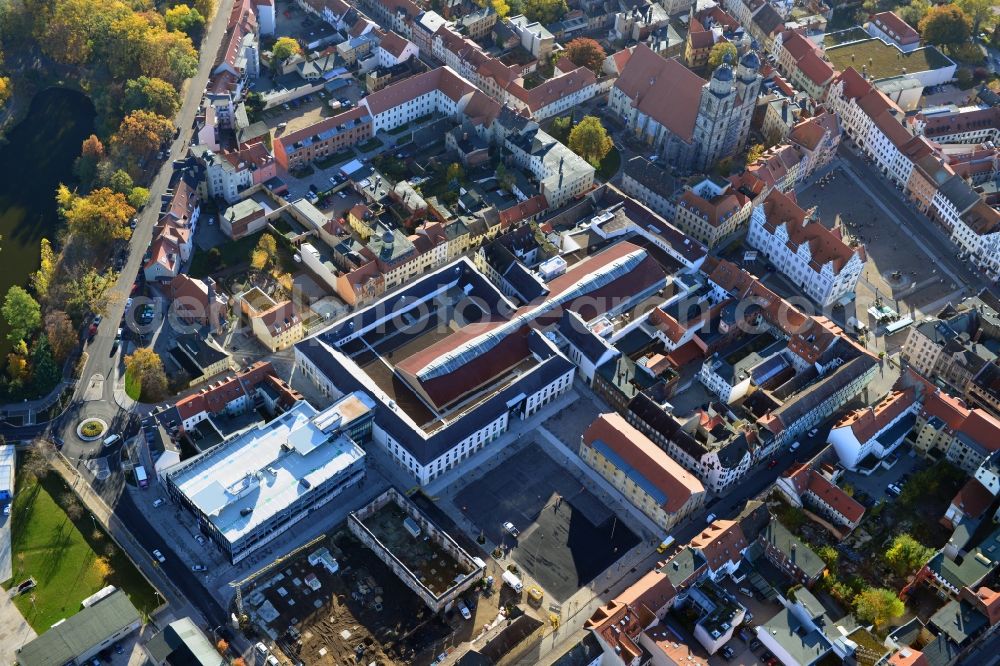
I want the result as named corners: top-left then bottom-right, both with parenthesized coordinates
top-left (656, 535), bottom-right (676, 554)
top-left (502, 570), bottom-right (523, 593)
top-left (135, 465), bottom-right (148, 488)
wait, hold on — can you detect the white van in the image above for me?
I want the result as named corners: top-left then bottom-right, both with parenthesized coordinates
top-left (103, 434), bottom-right (121, 447)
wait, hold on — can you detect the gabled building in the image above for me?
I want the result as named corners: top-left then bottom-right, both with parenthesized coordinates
top-left (746, 189), bottom-right (865, 307)
top-left (776, 462), bottom-right (866, 532)
top-left (609, 44), bottom-right (762, 173)
top-left (581, 413), bottom-right (706, 531)
top-left (866, 11), bottom-right (921, 53)
top-left (827, 387), bottom-right (918, 470)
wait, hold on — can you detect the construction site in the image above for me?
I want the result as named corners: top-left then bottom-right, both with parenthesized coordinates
top-left (239, 529), bottom-right (453, 665)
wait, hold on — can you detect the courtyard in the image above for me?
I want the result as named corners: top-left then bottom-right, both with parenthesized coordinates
top-left (453, 442), bottom-right (639, 603)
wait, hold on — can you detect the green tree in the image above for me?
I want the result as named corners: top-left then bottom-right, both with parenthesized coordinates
top-left (2, 286), bottom-right (42, 344)
top-left (560, 37), bottom-right (606, 72)
top-left (885, 534), bottom-right (934, 577)
top-left (817, 545), bottom-right (839, 571)
top-left (524, 0), bottom-right (567, 24)
top-left (141, 28), bottom-right (198, 84)
top-left (854, 588), bottom-right (905, 629)
top-left (955, 0), bottom-right (994, 34)
top-left (31, 336), bottom-right (61, 394)
top-left (128, 187), bottom-right (150, 209)
top-left (250, 233), bottom-right (278, 271)
top-left (165, 3), bottom-right (204, 36)
top-left (707, 41), bottom-right (738, 70)
top-left (550, 115), bottom-right (572, 143)
top-left (919, 5), bottom-right (972, 47)
top-left (898, 0), bottom-right (931, 28)
top-left (568, 115), bottom-right (613, 166)
top-left (123, 76), bottom-right (181, 117)
top-left (271, 36), bottom-right (301, 63)
top-left (108, 169), bottom-right (134, 195)
top-left (244, 91), bottom-right (265, 122)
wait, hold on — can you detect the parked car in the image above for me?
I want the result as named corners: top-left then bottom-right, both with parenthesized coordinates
top-left (191, 564), bottom-right (207, 572)
top-left (503, 521), bottom-right (519, 537)
top-left (152, 498), bottom-right (165, 508)
top-left (152, 549), bottom-right (165, 563)
top-left (768, 458), bottom-right (779, 468)
top-left (749, 638), bottom-right (762, 651)
top-left (194, 534), bottom-right (206, 544)
top-left (721, 646), bottom-right (736, 660)
top-left (705, 513), bottom-right (717, 524)
top-left (456, 599), bottom-right (471, 620)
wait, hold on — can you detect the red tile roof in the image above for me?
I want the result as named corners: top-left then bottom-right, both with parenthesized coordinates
top-left (690, 520), bottom-right (747, 571)
top-left (806, 472), bottom-right (865, 524)
top-left (583, 413), bottom-right (704, 513)
top-left (614, 44), bottom-right (705, 143)
top-left (834, 387), bottom-right (916, 442)
top-left (871, 11), bottom-right (920, 46)
top-left (950, 478), bottom-right (994, 522)
top-left (174, 361), bottom-right (275, 421)
top-left (760, 189), bottom-right (862, 272)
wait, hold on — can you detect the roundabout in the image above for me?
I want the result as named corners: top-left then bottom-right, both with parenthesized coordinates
top-left (76, 417), bottom-right (108, 442)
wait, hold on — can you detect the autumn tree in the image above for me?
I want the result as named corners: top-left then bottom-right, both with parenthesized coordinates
top-left (7, 341), bottom-right (29, 384)
top-left (919, 5), bottom-right (972, 47)
top-left (524, 0), bottom-right (567, 24)
top-left (488, 0), bottom-right (510, 18)
top-left (568, 115), bottom-right (613, 167)
top-left (446, 162), bottom-right (465, 184)
top-left (125, 348), bottom-right (168, 401)
top-left (32, 336), bottom-right (61, 393)
top-left (193, 0), bottom-right (216, 18)
top-left (272, 36), bottom-right (302, 63)
top-left (853, 588), bottom-right (905, 629)
top-left (3, 286), bottom-right (42, 344)
top-left (111, 110), bottom-right (175, 168)
top-left (708, 41), bottom-right (738, 70)
top-left (62, 188), bottom-right (136, 244)
top-left (216, 639), bottom-right (229, 655)
top-left (250, 233), bottom-right (278, 271)
top-left (165, 4), bottom-right (204, 36)
top-left (123, 76), bottom-right (181, 117)
top-left (885, 534), bottom-right (934, 578)
top-left (63, 268), bottom-right (119, 318)
top-left (746, 143), bottom-right (766, 165)
top-left (560, 38), bottom-right (606, 73)
top-left (75, 134), bottom-right (106, 184)
top-left (32, 238), bottom-right (57, 300)
top-left (45, 310), bottom-right (77, 363)
top-left (128, 187), bottom-right (150, 209)
top-left (0, 77), bottom-right (11, 107)
top-left (140, 29), bottom-right (198, 84)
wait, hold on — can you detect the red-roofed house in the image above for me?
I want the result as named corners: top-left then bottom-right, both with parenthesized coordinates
top-left (169, 275), bottom-right (229, 332)
top-left (827, 388), bottom-right (918, 470)
top-left (943, 478), bottom-right (995, 528)
top-left (689, 520), bottom-right (748, 578)
top-left (747, 189), bottom-right (865, 307)
top-left (582, 413), bottom-right (707, 530)
top-left (167, 361), bottom-right (277, 434)
top-left (674, 176), bottom-right (751, 248)
top-left (914, 390), bottom-right (1000, 473)
top-left (867, 12), bottom-right (921, 53)
top-left (777, 462), bottom-right (866, 532)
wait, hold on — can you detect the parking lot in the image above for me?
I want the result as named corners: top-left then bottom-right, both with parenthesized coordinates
top-left (453, 442), bottom-right (638, 602)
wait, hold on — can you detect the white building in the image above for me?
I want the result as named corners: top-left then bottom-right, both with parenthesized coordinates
top-left (746, 189), bottom-right (864, 307)
top-left (827, 388), bottom-right (918, 471)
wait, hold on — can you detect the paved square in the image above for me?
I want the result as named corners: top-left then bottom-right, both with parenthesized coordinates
top-left (797, 164), bottom-right (953, 319)
top-left (453, 442), bottom-right (638, 602)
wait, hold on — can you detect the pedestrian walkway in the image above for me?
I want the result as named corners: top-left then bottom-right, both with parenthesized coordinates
top-left (0, 517), bottom-right (12, 584)
top-left (0, 588), bottom-right (36, 665)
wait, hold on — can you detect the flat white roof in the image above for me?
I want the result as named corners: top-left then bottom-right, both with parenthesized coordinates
top-left (0, 444), bottom-right (13, 495)
top-left (170, 397), bottom-right (371, 544)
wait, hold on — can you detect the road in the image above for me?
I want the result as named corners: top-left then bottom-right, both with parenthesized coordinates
top-left (38, 0), bottom-right (239, 635)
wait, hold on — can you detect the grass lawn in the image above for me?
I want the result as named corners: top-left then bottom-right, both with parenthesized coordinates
top-left (188, 230), bottom-right (267, 278)
top-left (597, 147), bottom-right (621, 181)
top-left (826, 39), bottom-right (952, 80)
top-left (124, 369), bottom-right (141, 401)
top-left (357, 137), bottom-right (384, 152)
top-left (6, 466), bottom-right (159, 631)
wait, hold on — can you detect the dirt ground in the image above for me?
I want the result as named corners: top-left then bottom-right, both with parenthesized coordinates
top-left (243, 530), bottom-right (452, 665)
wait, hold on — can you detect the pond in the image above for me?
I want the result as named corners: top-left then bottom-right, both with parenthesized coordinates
top-left (0, 88), bottom-right (95, 360)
